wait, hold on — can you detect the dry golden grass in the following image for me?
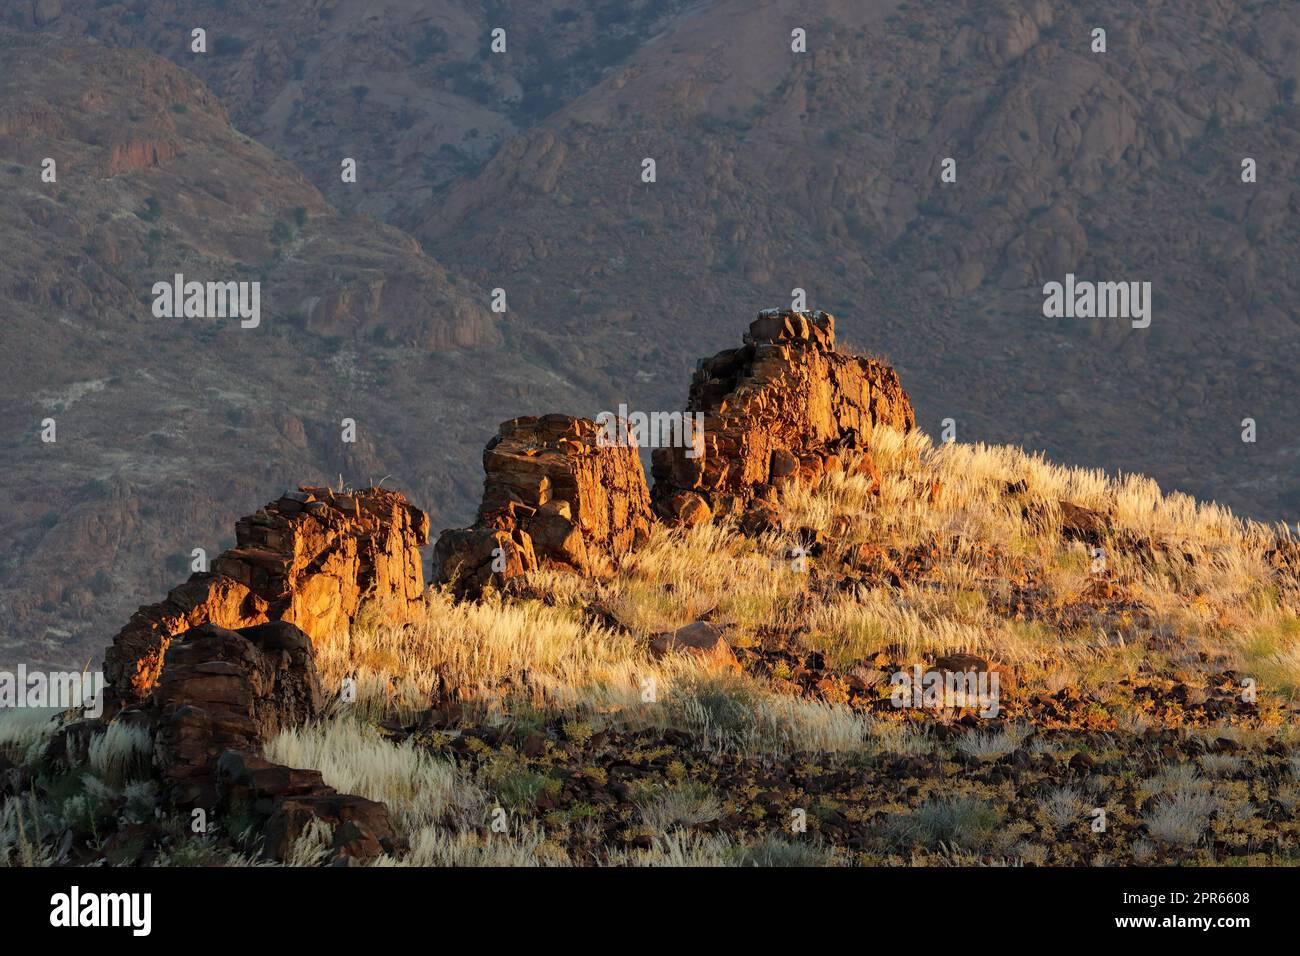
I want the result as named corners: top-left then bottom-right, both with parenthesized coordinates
top-left (14, 426), bottom-right (1294, 868)
top-left (265, 717), bottom-right (478, 838)
top-left (250, 425), bottom-right (1294, 867)
top-left (778, 427), bottom-right (1299, 700)
top-left (311, 424), bottom-right (1300, 750)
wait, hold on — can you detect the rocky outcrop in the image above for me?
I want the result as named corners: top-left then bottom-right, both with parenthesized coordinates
top-left (47, 616), bottom-right (398, 864)
top-left (152, 622), bottom-right (323, 809)
top-left (103, 134), bottom-right (180, 177)
top-left (433, 314), bottom-right (913, 592)
top-left (104, 486), bottom-right (429, 710)
top-left (434, 414), bottom-right (653, 596)
top-left (152, 620), bottom-right (397, 864)
top-left (651, 310), bottom-right (915, 529)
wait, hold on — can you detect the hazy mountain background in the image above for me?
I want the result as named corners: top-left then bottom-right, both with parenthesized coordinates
top-left (1, 0), bottom-right (1297, 669)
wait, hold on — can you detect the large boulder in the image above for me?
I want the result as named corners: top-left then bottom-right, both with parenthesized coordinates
top-left (147, 620), bottom-right (398, 864)
top-left (651, 310), bottom-right (914, 525)
top-left (104, 486), bottom-right (429, 710)
top-left (152, 621), bottom-right (323, 809)
top-left (434, 414), bottom-right (653, 596)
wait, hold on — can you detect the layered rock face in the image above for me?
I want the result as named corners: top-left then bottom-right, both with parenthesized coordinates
top-left (152, 621), bottom-right (323, 808)
top-left (651, 310), bottom-right (915, 527)
top-left (105, 487), bottom-right (429, 709)
top-left (434, 414), bottom-right (653, 596)
top-left (434, 315), bottom-right (914, 593)
top-left (152, 620), bottom-right (396, 863)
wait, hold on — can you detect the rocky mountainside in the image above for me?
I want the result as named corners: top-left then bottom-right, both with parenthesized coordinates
top-left (0, 33), bottom-right (577, 670)
top-left (2, 1), bottom-right (1298, 672)
top-left (418, 0), bottom-right (1300, 518)
top-left (5, 0), bottom-right (703, 225)
top-left (15, 0), bottom-right (1297, 521)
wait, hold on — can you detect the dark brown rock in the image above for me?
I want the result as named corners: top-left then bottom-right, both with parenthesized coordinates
top-left (142, 622), bottom-right (398, 864)
top-left (152, 621), bottom-right (323, 808)
top-left (1266, 539), bottom-right (1300, 580)
top-left (934, 653), bottom-right (992, 673)
top-left (649, 621), bottom-right (740, 672)
top-left (264, 792), bottom-right (400, 863)
top-left (739, 499), bottom-right (784, 537)
top-left (1058, 500), bottom-right (1111, 547)
top-left (216, 751), bottom-right (328, 809)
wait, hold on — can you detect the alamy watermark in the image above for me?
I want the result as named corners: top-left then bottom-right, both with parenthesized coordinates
top-left (151, 273), bottom-right (260, 328)
top-left (50, 886), bottom-right (151, 936)
top-left (596, 405), bottom-right (705, 459)
top-left (890, 665), bottom-right (1000, 718)
top-left (0, 666), bottom-right (104, 718)
top-left (1042, 273), bottom-right (1151, 329)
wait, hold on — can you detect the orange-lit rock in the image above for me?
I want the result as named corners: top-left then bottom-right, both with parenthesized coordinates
top-left (104, 486), bottom-right (428, 709)
top-left (651, 310), bottom-right (914, 525)
top-left (434, 414), bottom-right (652, 596)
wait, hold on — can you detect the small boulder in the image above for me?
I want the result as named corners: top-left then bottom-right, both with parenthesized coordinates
top-left (1058, 500), bottom-right (1110, 546)
top-left (152, 621), bottom-right (323, 808)
top-left (650, 621), bottom-right (740, 672)
top-left (769, 449), bottom-right (800, 481)
top-left (934, 652), bottom-right (992, 673)
top-left (666, 490), bottom-right (712, 527)
top-left (740, 499), bottom-right (783, 537)
top-left (264, 792), bottom-right (400, 863)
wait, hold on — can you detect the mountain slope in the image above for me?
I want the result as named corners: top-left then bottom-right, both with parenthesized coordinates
top-left (418, 0), bottom-right (1300, 520)
top-left (0, 33), bottom-right (575, 670)
top-left (5, 0), bottom-right (704, 226)
top-left (15, 1), bottom-right (1298, 519)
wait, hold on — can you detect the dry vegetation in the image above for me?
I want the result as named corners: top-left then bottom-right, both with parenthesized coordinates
top-left (4, 426), bottom-right (1299, 866)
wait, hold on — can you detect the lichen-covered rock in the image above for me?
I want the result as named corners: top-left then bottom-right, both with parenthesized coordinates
top-left (104, 486), bottom-right (428, 711)
top-left (651, 310), bottom-right (914, 526)
top-left (434, 414), bottom-right (652, 596)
